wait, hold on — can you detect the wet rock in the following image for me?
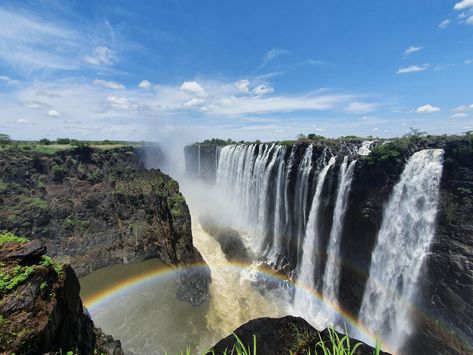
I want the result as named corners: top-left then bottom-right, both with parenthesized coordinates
top-left (0, 146), bottom-right (210, 305)
top-left (200, 215), bottom-right (250, 262)
top-left (210, 316), bottom-right (390, 355)
top-left (6, 239), bottom-right (46, 262)
top-left (0, 240), bottom-right (122, 355)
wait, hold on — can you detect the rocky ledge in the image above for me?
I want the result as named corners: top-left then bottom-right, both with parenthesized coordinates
top-left (210, 316), bottom-right (390, 355)
top-left (0, 235), bottom-right (122, 354)
top-left (0, 146), bottom-right (210, 306)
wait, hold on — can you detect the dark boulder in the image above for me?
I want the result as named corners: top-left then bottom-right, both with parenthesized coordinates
top-left (209, 316), bottom-right (390, 355)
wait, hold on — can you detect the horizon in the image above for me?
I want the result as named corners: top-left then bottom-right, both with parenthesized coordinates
top-left (1, 1), bottom-right (473, 143)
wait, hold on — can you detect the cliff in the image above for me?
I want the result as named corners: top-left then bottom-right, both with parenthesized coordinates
top-left (210, 316), bottom-right (390, 355)
top-left (0, 235), bottom-right (122, 354)
top-left (185, 135), bottom-right (473, 354)
top-left (0, 146), bottom-right (210, 306)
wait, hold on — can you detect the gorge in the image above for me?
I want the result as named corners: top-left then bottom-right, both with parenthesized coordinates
top-left (0, 135), bottom-right (472, 355)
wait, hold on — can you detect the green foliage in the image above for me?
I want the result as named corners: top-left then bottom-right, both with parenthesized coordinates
top-left (51, 163), bottom-right (66, 181)
top-left (195, 138), bottom-right (237, 146)
top-left (41, 256), bottom-right (63, 275)
top-left (0, 265), bottom-right (35, 294)
top-left (313, 328), bottom-right (362, 355)
top-left (0, 133), bottom-right (11, 146)
top-left (40, 281), bottom-right (48, 291)
top-left (0, 233), bottom-right (28, 245)
top-left (363, 138), bottom-right (410, 165)
top-left (56, 138), bottom-right (71, 144)
top-left (39, 138), bottom-right (52, 145)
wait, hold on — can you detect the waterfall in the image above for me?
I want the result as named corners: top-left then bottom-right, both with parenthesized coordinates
top-left (358, 149), bottom-right (444, 351)
top-left (293, 156), bottom-right (336, 318)
top-left (357, 141), bottom-right (373, 156)
top-left (321, 156), bottom-right (357, 315)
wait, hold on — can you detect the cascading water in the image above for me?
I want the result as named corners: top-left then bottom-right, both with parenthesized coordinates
top-left (357, 141), bottom-right (374, 156)
top-left (293, 156), bottom-right (336, 322)
top-left (358, 149), bottom-right (444, 351)
top-left (321, 156), bottom-right (357, 318)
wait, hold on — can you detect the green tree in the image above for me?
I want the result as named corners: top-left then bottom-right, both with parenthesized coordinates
top-left (39, 138), bottom-right (51, 145)
top-left (0, 133), bottom-right (11, 145)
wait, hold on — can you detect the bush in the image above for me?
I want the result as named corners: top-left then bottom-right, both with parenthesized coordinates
top-left (0, 232), bottom-right (28, 245)
top-left (56, 138), bottom-right (71, 145)
top-left (39, 138), bottom-right (51, 145)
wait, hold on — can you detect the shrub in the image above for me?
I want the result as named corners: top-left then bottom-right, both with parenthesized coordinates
top-left (0, 232), bottom-right (28, 245)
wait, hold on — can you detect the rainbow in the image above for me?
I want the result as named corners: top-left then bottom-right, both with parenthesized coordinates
top-left (82, 260), bottom-right (473, 354)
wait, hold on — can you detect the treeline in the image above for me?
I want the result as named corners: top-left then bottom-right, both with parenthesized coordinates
top-left (0, 133), bottom-right (142, 148)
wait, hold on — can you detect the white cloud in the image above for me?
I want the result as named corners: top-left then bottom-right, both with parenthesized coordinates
top-left (47, 109), bottom-right (61, 117)
top-left (450, 113), bottom-right (468, 118)
top-left (236, 79), bottom-right (250, 93)
top-left (416, 104), bottom-right (440, 113)
top-left (253, 84), bottom-right (274, 96)
top-left (404, 46), bottom-right (422, 55)
top-left (439, 19), bottom-right (451, 29)
top-left (344, 102), bottom-right (378, 114)
top-left (0, 7), bottom-right (81, 71)
top-left (138, 80), bottom-right (151, 89)
top-left (454, 0), bottom-right (473, 10)
top-left (16, 118), bottom-right (30, 124)
top-left (465, 59), bottom-right (473, 64)
top-left (0, 75), bottom-right (11, 81)
top-left (396, 64), bottom-right (429, 74)
top-left (261, 48), bottom-right (289, 67)
top-left (105, 95), bottom-right (137, 111)
top-left (93, 79), bottom-right (125, 90)
top-left (467, 15), bottom-right (473, 24)
top-left (183, 98), bottom-right (205, 108)
top-left (180, 81), bottom-right (205, 96)
top-left (83, 46), bottom-right (116, 66)
top-left (453, 104), bottom-right (473, 111)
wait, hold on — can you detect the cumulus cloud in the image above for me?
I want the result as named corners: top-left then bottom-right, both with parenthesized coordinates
top-left (0, 75), bottom-right (11, 81)
top-left (236, 79), bottom-right (250, 93)
top-left (454, 0), bottom-right (473, 10)
top-left (253, 85), bottom-right (274, 96)
top-left (93, 79), bottom-right (125, 90)
top-left (397, 64), bottom-right (429, 74)
top-left (439, 19), bottom-right (451, 29)
top-left (180, 81), bottom-right (205, 96)
top-left (16, 118), bottom-right (30, 124)
top-left (83, 46), bottom-right (116, 66)
top-left (47, 109), bottom-right (61, 117)
top-left (416, 104), bottom-right (440, 113)
top-left (138, 80), bottom-right (151, 89)
top-left (105, 95), bottom-right (137, 111)
top-left (404, 46), bottom-right (422, 55)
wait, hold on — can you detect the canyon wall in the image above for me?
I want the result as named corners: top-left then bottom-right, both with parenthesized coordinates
top-left (0, 146), bottom-right (210, 306)
top-left (184, 137), bottom-right (473, 354)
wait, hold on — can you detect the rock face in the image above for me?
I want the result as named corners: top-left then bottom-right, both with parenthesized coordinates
top-left (200, 215), bottom-right (250, 262)
top-left (0, 146), bottom-right (210, 305)
top-left (0, 238), bottom-right (122, 355)
top-left (210, 316), bottom-right (390, 355)
top-left (186, 136), bottom-right (473, 354)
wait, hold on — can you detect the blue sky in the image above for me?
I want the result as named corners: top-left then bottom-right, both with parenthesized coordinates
top-left (0, 0), bottom-right (473, 142)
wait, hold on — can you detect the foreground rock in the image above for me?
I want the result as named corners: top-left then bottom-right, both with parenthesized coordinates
top-left (0, 237), bottom-right (122, 355)
top-left (0, 146), bottom-right (210, 305)
top-left (210, 316), bottom-right (390, 355)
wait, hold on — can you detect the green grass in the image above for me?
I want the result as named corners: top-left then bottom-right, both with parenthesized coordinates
top-left (0, 232), bottom-right (28, 245)
top-left (0, 265), bottom-right (35, 294)
top-left (40, 256), bottom-right (63, 275)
